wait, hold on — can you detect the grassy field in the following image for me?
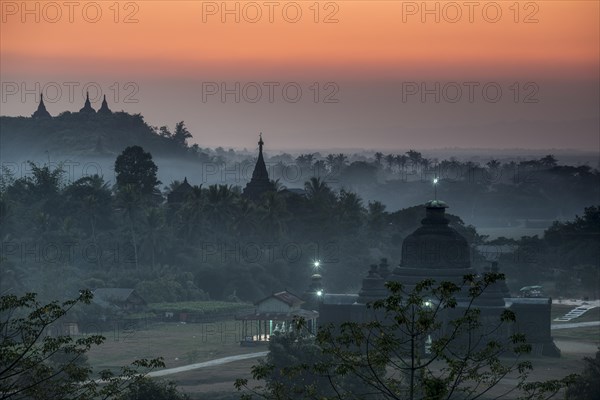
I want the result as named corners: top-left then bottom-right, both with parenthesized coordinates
top-left (86, 306), bottom-right (600, 371)
top-left (86, 321), bottom-right (262, 372)
top-left (553, 327), bottom-right (600, 345)
top-left (82, 306), bottom-right (599, 399)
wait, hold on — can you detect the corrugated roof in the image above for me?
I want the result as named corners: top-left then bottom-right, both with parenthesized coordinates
top-left (235, 309), bottom-right (318, 321)
top-left (323, 294), bottom-right (359, 305)
top-left (257, 290), bottom-right (304, 307)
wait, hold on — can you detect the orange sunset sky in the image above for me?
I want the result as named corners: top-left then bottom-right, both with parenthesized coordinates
top-left (1, 1), bottom-right (599, 150)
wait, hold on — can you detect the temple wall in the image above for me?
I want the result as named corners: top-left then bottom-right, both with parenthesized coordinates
top-left (508, 298), bottom-right (561, 357)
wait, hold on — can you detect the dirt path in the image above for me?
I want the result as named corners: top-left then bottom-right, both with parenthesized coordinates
top-left (147, 351), bottom-right (268, 378)
top-left (551, 321), bottom-right (600, 330)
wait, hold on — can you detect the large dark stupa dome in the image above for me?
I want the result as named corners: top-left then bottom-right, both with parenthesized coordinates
top-left (390, 200), bottom-right (476, 293)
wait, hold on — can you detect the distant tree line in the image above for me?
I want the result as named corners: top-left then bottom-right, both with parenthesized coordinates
top-left (1, 144), bottom-right (598, 306)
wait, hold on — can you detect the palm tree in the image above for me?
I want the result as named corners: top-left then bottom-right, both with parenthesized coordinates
top-left (336, 189), bottom-right (364, 232)
top-left (385, 154), bottom-right (395, 172)
top-left (325, 154), bottom-right (336, 172)
top-left (312, 160), bottom-right (327, 180)
top-left (406, 150), bottom-right (423, 174)
top-left (164, 180), bottom-right (182, 197)
top-left (334, 153), bottom-right (348, 172)
top-left (486, 159), bottom-right (501, 170)
top-left (304, 177), bottom-right (334, 203)
top-left (394, 154), bottom-right (408, 176)
top-left (296, 154), bottom-right (315, 169)
top-left (539, 154), bottom-right (558, 168)
top-left (232, 198), bottom-right (258, 236)
top-left (202, 184), bottom-right (237, 234)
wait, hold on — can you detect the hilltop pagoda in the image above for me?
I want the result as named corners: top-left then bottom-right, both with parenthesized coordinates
top-left (79, 92), bottom-right (96, 113)
top-left (32, 94), bottom-right (51, 119)
top-left (98, 95), bottom-right (112, 115)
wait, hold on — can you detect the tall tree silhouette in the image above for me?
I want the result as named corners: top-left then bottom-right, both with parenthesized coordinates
top-left (114, 146), bottom-right (160, 196)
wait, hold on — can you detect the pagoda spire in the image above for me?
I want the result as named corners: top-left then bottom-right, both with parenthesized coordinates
top-left (79, 91), bottom-right (96, 114)
top-left (32, 93), bottom-right (51, 119)
top-left (253, 133), bottom-right (268, 180)
top-left (242, 133), bottom-right (276, 201)
top-left (98, 94), bottom-right (112, 115)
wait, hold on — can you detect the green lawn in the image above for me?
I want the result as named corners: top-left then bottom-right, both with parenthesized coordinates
top-left (86, 321), bottom-right (261, 372)
top-left (553, 327), bottom-right (600, 345)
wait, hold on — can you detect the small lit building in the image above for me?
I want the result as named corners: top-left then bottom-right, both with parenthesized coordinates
top-left (235, 290), bottom-right (319, 345)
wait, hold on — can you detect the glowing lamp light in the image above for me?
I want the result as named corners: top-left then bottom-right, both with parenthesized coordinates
top-left (433, 178), bottom-right (439, 185)
top-left (316, 290), bottom-right (323, 296)
top-left (313, 260), bottom-right (320, 269)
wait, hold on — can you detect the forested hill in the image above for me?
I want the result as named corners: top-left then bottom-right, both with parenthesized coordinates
top-left (0, 112), bottom-right (195, 161)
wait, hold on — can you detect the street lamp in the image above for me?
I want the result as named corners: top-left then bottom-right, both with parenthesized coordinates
top-left (316, 290), bottom-right (323, 297)
top-left (313, 260), bottom-right (321, 270)
top-left (423, 299), bottom-right (434, 355)
top-left (433, 177), bottom-right (439, 200)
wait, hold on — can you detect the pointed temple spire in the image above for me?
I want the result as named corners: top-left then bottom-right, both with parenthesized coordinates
top-left (79, 91), bottom-right (96, 113)
top-left (98, 95), bottom-right (112, 115)
top-left (32, 93), bottom-right (51, 119)
top-left (253, 132), bottom-right (268, 181)
top-left (242, 133), bottom-right (276, 201)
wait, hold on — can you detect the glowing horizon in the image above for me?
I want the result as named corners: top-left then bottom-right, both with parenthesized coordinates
top-left (1, 1), bottom-right (598, 150)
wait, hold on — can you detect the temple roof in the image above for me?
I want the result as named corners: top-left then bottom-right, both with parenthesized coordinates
top-left (98, 95), bottom-right (112, 115)
top-left (252, 133), bottom-right (269, 181)
top-left (79, 92), bottom-right (96, 113)
top-left (243, 133), bottom-right (276, 200)
top-left (357, 264), bottom-right (388, 304)
top-left (235, 308), bottom-right (318, 321)
top-left (257, 290), bottom-right (305, 307)
top-left (425, 200), bottom-right (448, 209)
top-left (390, 200), bottom-right (476, 297)
top-left (167, 177), bottom-right (193, 203)
top-left (32, 94), bottom-right (51, 119)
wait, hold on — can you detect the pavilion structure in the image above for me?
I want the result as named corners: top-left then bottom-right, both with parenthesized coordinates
top-left (235, 290), bottom-right (319, 345)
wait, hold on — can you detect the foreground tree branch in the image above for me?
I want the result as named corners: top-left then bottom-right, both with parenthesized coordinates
top-left (236, 274), bottom-right (578, 400)
top-left (0, 290), bottom-right (165, 400)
